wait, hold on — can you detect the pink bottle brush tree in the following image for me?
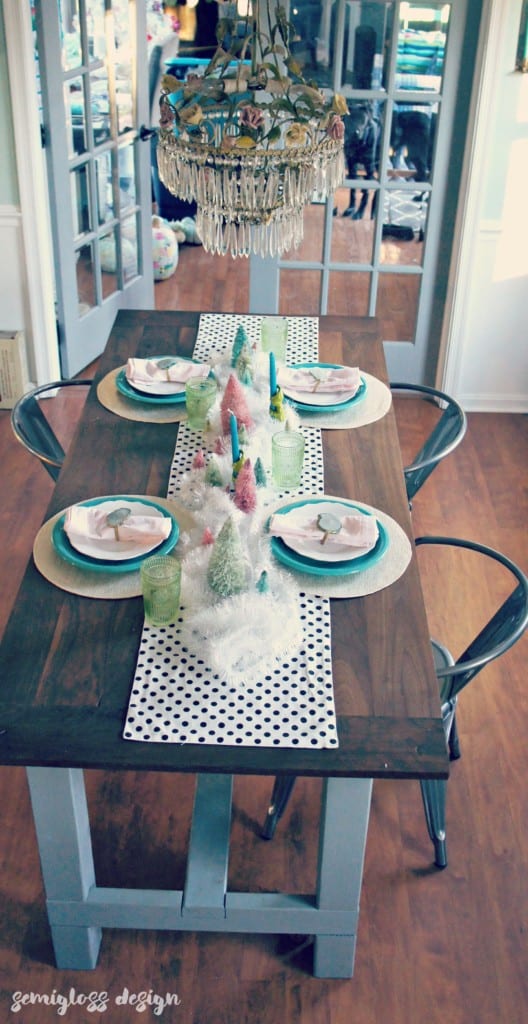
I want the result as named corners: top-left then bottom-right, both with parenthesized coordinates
top-left (233, 459), bottom-right (257, 513)
top-left (220, 373), bottom-right (254, 435)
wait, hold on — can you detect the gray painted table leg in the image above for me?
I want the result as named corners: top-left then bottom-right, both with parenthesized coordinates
top-left (26, 767), bottom-right (102, 969)
top-left (313, 777), bottom-right (373, 978)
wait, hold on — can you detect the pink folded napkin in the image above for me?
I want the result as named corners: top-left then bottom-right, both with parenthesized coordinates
top-left (278, 365), bottom-right (361, 394)
top-left (64, 505), bottom-right (172, 547)
top-left (269, 511), bottom-right (378, 549)
top-left (126, 357), bottom-right (210, 387)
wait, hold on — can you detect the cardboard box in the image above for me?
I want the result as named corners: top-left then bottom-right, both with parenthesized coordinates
top-left (0, 331), bottom-right (30, 409)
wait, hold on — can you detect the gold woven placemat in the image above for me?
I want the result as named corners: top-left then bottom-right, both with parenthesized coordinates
top-left (295, 373), bottom-right (392, 429)
top-left (33, 497), bottom-right (195, 599)
top-left (267, 497), bottom-right (412, 599)
top-left (97, 368), bottom-right (188, 423)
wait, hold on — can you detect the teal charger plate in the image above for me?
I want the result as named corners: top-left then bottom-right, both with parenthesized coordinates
top-left (116, 367), bottom-right (186, 405)
top-left (116, 356), bottom-right (214, 405)
top-left (269, 498), bottom-right (388, 577)
top-left (52, 496), bottom-right (179, 574)
top-left (283, 363), bottom-right (367, 414)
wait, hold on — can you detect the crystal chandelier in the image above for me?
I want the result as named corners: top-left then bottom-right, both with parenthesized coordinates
top-left (156, 1), bottom-right (347, 258)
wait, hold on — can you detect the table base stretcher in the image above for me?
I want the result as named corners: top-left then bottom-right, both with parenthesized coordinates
top-left (26, 767), bottom-right (372, 979)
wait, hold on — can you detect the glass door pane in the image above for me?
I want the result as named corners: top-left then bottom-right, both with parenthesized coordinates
top-left (251, 0), bottom-right (465, 383)
top-left (35, 0), bottom-right (153, 377)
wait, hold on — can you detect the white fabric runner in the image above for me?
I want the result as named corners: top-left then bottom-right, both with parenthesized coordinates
top-left (124, 315), bottom-right (340, 749)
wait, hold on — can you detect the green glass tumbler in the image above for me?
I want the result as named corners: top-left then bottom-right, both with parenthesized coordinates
top-left (185, 376), bottom-right (217, 430)
top-left (140, 554), bottom-right (181, 627)
top-left (260, 316), bottom-right (288, 361)
top-left (272, 430), bottom-right (305, 490)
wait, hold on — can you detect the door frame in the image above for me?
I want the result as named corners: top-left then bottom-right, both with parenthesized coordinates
top-left (4, 0), bottom-right (59, 385)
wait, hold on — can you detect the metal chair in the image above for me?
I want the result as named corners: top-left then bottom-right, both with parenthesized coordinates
top-left (390, 383), bottom-right (467, 504)
top-left (261, 537), bottom-right (528, 868)
top-left (10, 379), bottom-right (93, 481)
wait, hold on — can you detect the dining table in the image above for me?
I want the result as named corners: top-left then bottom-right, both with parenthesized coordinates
top-left (0, 309), bottom-right (448, 979)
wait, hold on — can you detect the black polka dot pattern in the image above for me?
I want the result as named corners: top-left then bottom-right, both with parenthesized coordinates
top-left (194, 314), bottom-right (319, 365)
top-left (123, 316), bottom-right (339, 749)
top-left (123, 593), bottom-right (337, 747)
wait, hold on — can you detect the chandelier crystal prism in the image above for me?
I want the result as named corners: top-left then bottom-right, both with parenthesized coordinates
top-left (156, 1), bottom-right (347, 258)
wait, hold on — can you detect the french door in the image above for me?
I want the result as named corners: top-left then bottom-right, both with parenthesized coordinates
top-left (249, 0), bottom-right (479, 383)
top-left (34, 0), bottom-right (154, 378)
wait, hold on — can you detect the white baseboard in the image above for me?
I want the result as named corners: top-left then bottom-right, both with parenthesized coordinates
top-left (460, 394), bottom-right (528, 413)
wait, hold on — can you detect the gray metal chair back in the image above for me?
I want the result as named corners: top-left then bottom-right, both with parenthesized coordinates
top-left (391, 383), bottom-right (467, 502)
top-left (11, 380), bottom-right (93, 481)
top-left (415, 536), bottom-right (528, 866)
top-left (261, 537), bottom-right (528, 869)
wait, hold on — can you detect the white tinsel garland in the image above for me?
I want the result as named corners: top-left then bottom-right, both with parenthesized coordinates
top-left (170, 343), bottom-right (305, 686)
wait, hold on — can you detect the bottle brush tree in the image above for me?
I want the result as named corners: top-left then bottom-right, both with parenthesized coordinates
top-left (207, 515), bottom-right (247, 597)
top-left (220, 373), bottom-right (254, 434)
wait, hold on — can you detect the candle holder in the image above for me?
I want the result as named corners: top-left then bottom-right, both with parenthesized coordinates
top-left (269, 386), bottom-right (286, 422)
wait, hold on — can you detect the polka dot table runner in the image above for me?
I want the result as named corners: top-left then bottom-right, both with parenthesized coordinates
top-left (124, 315), bottom-right (339, 749)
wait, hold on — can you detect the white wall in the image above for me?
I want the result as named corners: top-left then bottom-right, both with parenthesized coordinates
top-left (0, 4), bottom-right (30, 363)
top-left (443, 0), bottom-right (528, 412)
top-left (0, 205), bottom-right (29, 336)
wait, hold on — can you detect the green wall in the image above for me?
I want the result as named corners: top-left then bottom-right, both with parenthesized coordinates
top-left (0, 1), bottom-right (20, 204)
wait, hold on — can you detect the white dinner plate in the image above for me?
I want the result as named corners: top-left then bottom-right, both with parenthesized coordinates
top-left (280, 363), bottom-right (363, 408)
top-left (272, 499), bottom-right (379, 563)
top-left (125, 358), bottom-right (187, 395)
top-left (65, 498), bottom-right (173, 562)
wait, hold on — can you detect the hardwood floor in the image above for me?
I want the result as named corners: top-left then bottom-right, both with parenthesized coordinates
top-left (0, 306), bottom-right (526, 1022)
top-left (154, 196), bottom-right (422, 330)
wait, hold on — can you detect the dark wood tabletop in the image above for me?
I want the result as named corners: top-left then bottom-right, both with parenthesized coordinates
top-left (0, 310), bottom-right (447, 780)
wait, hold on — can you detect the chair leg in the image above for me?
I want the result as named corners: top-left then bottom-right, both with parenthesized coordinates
top-left (420, 778), bottom-right (448, 868)
top-left (261, 775), bottom-right (297, 840)
top-left (448, 711), bottom-right (461, 760)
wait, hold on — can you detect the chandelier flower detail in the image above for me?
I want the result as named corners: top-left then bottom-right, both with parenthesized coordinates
top-left (156, 1), bottom-right (347, 258)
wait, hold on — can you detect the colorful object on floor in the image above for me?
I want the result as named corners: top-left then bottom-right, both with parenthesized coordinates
top-left (100, 235), bottom-right (137, 276)
top-left (152, 215), bottom-right (179, 280)
top-left (168, 216), bottom-right (202, 245)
